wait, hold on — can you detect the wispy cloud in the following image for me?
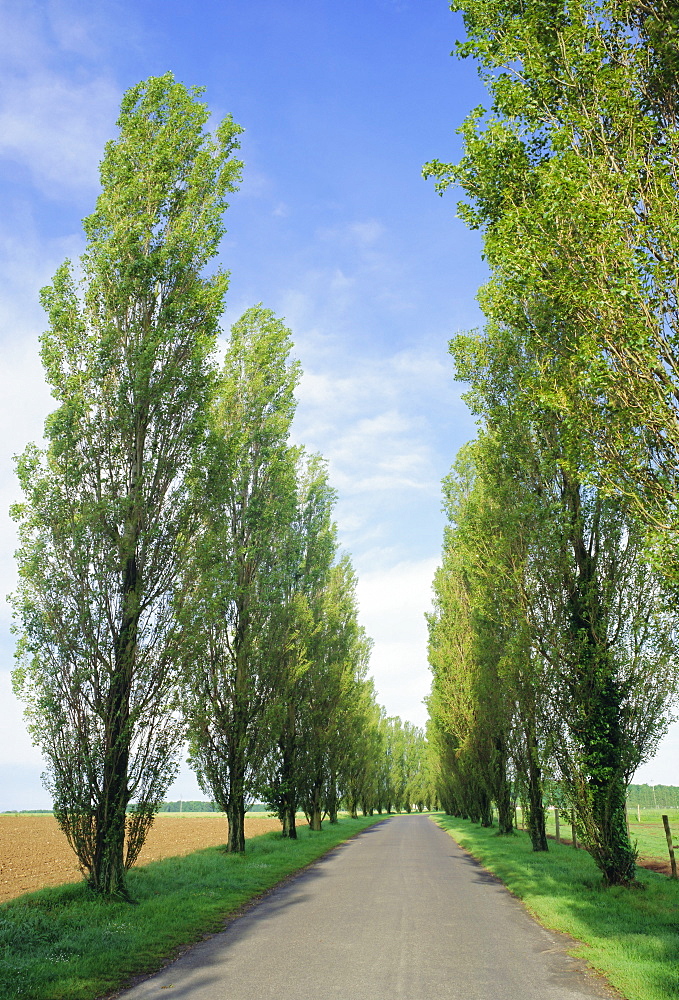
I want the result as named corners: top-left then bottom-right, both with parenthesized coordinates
top-left (0, 75), bottom-right (119, 197)
top-left (319, 218), bottom-right (385, 248)
top-left (356, 557), bottom-right (437, 726)
top-left (295, 364), bottom-right (438, 474)
top-left (290, 344), bottom-right (465, 573)
top-left (0, 2), bottom-right (122, 199)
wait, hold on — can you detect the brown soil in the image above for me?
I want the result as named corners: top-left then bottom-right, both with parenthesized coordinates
top-left (635, 855), bottom-right (675, 877)
top-left (0, 813), bottom-right (300, 904)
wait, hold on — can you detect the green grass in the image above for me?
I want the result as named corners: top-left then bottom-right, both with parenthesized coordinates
top-left (626, 810), bottom-right (679, 869)
top-left (0, 815), bottom-right (383, 1000)
top-left (514, 807), bottom-right (679, 869)
top-left (434, 813), bottom-right (679, 1000)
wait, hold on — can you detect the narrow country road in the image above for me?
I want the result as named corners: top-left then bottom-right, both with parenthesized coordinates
top-left (118, 815), bottom-right (615, 1000)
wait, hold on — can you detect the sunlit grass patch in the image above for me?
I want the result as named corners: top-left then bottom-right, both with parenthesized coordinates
top-left (434, 813), bottom-right (679, 1000)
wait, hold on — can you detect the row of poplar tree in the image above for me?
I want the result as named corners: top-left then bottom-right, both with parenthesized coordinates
top-left (9, 75), bottom-right (431, 899)
top-left (161, 718), bottom-right (434, 818)
top-left (425, 0), bottom-right (679, 887)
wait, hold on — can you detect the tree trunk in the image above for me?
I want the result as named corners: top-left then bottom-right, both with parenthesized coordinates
top-left (580, 681), bottom-right (637, 884)
top-left (227, 796), bottom-right (246, 852)
top-left (525, 723), bottom-right (548, 851)
top-left (326, 769), bottom-right (338, 823)
top-left (91, 551), bottom-right (137, 896)
top-left (282, 803), bottom-right (297, 839)
top-left (564, 479), bottom-right (636, 885)
top-left (309, 780), bottom-right (323, 831)
top-left (227, 599), bottom-right (248, 854)
top-left (226, 693), bottom-right (247, 853)
top-left (496, 780), bottom-right (514, 835)
top-left (479, 789), bottom-right (493, 827)
top-left (92, 747), bottom-right (128, 896)
top-left (279, 718), bottom-right (298, 839)
top-left (492, 736), bottom-right (514, 835)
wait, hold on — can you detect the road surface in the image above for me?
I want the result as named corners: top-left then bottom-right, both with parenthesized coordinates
top-left (118, 814), bottom-right (616, 1000)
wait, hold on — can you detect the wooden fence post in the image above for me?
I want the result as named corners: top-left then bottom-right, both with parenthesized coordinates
top-left (662, 815), bottom-right (678, 879)
top-left (571, 813), bottom-right (578, 849)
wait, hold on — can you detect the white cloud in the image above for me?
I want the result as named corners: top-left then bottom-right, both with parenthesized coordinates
top-left (318, 218), bottom-right (385, 249)
top-left (633, 720), bottom-right (679, 787)
top-left (0, 669), bottom-right (44, 769)
top-left (0, 75), bottom-right (119, 197)
top-left (0, 217), bottom-right (87, 629)
top-left (0, 338), bottom-right (52, 623)
top-left (0, 0), bottom-right (116, 66)
top-left (45, 0), bottom-right (109, 59)
top-left (237, 167), bottom-right (273, 199)
top-left (293, 353), bottom-right (453, 510)
top-left (0, 224), bottom-right (84, 323)
top-left (0, 2), bottom-right (122, 201)
top-left (356, 558), bottom-right (437, 728)
top-left (328, 267), bottom-right (354, 292)
top-left (296, 351), bottom-right (455, 415)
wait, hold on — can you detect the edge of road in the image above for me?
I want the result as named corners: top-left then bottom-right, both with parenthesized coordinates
top-left (428, 814), bottom-right (627, 1000)
top-left (104, 815), bottom-right (390, 1000)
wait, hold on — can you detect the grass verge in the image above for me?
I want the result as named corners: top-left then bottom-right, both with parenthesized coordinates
top-left (0, 815), bottom-right (384, 1000)
top-left (530, 808), bottom-right (679, 870)
top-left (433, 814), bottom-right (679, 1000)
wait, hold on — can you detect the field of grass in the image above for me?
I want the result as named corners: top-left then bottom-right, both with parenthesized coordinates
top-left (434, 814), bottom-right (679, 1000)
top-left (626, 810), bottom-right (679, 871)
top-left (514, 807), bottom-right (679, 872)
top-left (0, 815), bottom-right (383, 1000)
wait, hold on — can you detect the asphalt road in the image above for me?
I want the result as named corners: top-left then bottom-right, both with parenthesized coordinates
top-left (118, 814), bottom-right (615, 1000)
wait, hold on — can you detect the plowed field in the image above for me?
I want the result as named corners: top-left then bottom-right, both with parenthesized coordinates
top-left (0, 813), bottom-right (296, 904)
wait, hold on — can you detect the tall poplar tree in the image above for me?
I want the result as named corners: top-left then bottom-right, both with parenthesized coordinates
top-left (11, 74), bottom-right (242, 896)
top-left (261, 453), bottom-right (338, 839)
top-left (298, 556), bottom-right (372, 831)
top-left (425, 0), bottom-right (679, 549)
top-left (181, 305), bottom-right (300, 853)
top-left (424, 0), bottom-right (679, 884)
top-left (428, 446), bottom-right (515, 833)
top-left (430, 330), bottom-right (679, 881)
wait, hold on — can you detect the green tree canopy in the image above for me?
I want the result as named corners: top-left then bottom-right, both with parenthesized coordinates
top-left (12, 73), bottom-right (242, 897)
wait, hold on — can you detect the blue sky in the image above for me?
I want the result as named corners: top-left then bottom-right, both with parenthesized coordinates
top-left (0, 0), bottom-right (675, 809)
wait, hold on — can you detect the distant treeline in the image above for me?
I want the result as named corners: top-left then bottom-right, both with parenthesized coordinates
top-left (158, 801), bottom-right (269, 813)
top-left (626, 785), bottom-right (679, 809)
top-left (159, 801), bottom-right (218, 813)
top-left (2, 803), bottom-right (271, 815)
top-left (1, 810), bottom-right (53, 814)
